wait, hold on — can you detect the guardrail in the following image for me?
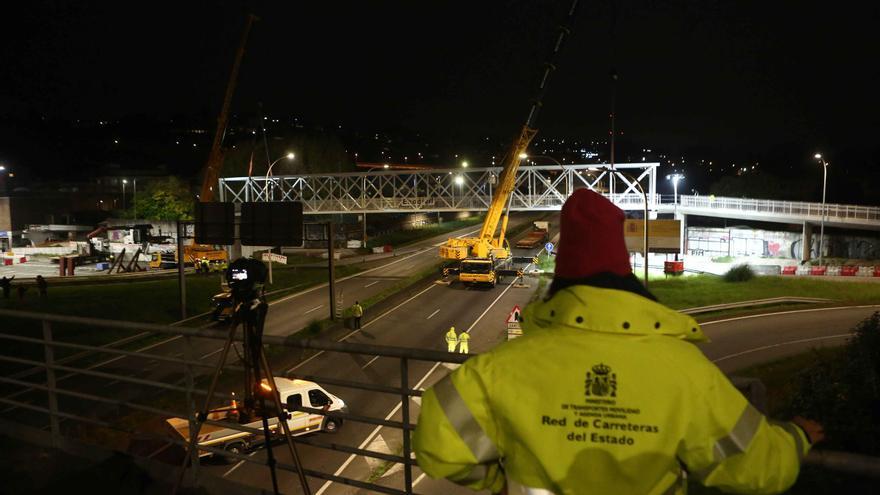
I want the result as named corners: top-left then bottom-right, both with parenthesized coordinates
top-left (0, 308), bottom-right (877, 494)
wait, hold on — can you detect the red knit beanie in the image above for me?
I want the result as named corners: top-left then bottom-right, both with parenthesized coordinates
top-left (554, 189), bottom-right (632, 279)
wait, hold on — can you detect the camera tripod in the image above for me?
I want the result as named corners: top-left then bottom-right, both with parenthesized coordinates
top-left (172, 287), bottom-right (311, 495)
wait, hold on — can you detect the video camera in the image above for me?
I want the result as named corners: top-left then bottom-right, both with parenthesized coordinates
top-left (226, 257), bottom-right (268, 301)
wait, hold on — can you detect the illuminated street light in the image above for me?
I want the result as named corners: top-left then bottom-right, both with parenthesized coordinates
top-left (518, 153), bottom-right (528, 159)
top-left (815, 153), bottom-right (829, 265)
top-left (383, 163), bottom-right (390, 169)
top-left (461, 161), bottom-right (469, 168)
top-left (666, 174), bottom-right (684, 212)
top-left (454, 175), bottom-right (465, 185)
top-left (263, 152), bottom-right (296, 199)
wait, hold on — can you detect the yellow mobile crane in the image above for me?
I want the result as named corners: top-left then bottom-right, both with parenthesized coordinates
top-left (439, 0), bottom-right (580, 287)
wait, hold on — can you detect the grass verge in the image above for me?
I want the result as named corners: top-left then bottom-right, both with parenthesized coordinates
top-left (366, 216), bottom-right (484, 249)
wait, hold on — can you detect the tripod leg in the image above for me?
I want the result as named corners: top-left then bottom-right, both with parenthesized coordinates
top-left (172, 321), bottom-right (240, 495)
top-left (259, 348), bottom-right (312, 495)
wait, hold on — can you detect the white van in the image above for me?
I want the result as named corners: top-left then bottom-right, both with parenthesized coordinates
top-left (167, 377), bottom-right (347, 459)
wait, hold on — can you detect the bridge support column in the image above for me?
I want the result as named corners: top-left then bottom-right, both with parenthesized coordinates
top-left (802, 222), bottom-right (813, 262)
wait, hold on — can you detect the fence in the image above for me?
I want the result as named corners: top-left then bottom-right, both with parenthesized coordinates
top-left (0, 308), bottom-right (878, 494)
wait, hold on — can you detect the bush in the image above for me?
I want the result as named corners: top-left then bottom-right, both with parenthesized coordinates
top-left (722, 264), bottom-right (754, 282)
top-left (783, 312), bottom-right (880, 456)
top-left (711, 255), bottom-right (735, 263)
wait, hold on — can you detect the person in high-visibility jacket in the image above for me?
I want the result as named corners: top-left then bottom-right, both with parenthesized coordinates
top-left (414, 190), bottom-right (824, 495)
top-left (445, 326), bottom-right (459, 353)
top-left (458, 331), bottom-right (470, 354)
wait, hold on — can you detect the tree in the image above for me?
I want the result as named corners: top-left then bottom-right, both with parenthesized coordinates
top-left (126, 177), bottom-right (194, 220)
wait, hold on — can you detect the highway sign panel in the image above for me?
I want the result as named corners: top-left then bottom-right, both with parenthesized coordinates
top-left (545, 242), bottom-right (554, 254)
top-left (262, 252), bottom-right (287, 264)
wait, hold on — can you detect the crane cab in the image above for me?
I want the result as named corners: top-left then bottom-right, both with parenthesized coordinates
top-left (459, 258), bottom-right (501, 287)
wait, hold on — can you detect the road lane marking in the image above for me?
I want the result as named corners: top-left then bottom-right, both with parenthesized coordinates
top-left (304, 305), bottom-right (324, 314)
top-left (268, 226), bottom-right (481, 307)
top-left (413, 472), bottom-right (428, 487)
top-left (361, 356), bottom-right (380, 369)
top-left (701, 304), bottom-right (880, 326)
top-left (712, 333), bottom-right (851, 363)
top-left (223, 451), bottom-right (258, 477)
top-left (314, 277), bottom-right (519, 494)
top-left (365, 281), bottom-right (380, 288)
top-left (288, 284), bottom-right (437, 373)
top-left (315, 361), bottom-right (444, 495)
top-left (426, 309), bottom-right (440, 319)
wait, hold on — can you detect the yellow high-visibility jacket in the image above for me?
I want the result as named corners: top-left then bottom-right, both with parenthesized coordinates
top-left (413, 285), bottom-right (810, 495)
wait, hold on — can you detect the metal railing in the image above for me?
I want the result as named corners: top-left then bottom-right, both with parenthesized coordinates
top-left (1, 308), bottom-right (879, 494)
top-left (677, 195), bottom-right (880, 226)
top-left (0, 308), bottom-right (470, 495)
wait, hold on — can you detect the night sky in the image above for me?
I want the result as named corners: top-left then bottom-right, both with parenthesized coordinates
top-left (2, 1), bottom-right (879, 168)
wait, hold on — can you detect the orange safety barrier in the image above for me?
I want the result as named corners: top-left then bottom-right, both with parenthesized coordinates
top-left (782, 266), bottom-right (797, 275)
top-left (810, 266), bottom-right (827, 276)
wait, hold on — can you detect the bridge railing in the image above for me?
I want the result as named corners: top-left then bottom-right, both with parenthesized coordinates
top-left (679, 195), bottom-right (880, 222)
top-left (0, 308), bottom-right (876, 494)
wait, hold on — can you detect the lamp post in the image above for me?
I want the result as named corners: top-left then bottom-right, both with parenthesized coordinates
top-left (133, 178), bottom-right (138, 220)
top-left (263, 152), bottom-right (295, 200)
top-left (815, 153), bottom-right (829, 265)
top-left (122, 179), bottom-right (128, 210)
top-left (665, 174), bottom-right (684, 215)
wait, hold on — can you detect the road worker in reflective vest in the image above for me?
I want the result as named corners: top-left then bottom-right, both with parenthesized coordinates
top-left (446, 327), bottom-right (459, 353)
top-left (414, 190), bottom-right (824, 495)
top-left (458, 331), bottom-right (470, 354)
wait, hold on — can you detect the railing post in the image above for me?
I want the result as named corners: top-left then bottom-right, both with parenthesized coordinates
top-left (41, 320), bottom-right (61, 447)
top-left (401, 357), bottom-right (413, 493)
top-left (183, 335), bottom-right (200, 480)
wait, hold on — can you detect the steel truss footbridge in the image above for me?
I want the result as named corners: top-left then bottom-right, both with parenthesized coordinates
top-left (218, 163), bottom-right (659, 214)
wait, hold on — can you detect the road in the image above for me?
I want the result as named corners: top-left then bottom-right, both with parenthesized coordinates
top-left (263, 212), bottom-right (543, 336)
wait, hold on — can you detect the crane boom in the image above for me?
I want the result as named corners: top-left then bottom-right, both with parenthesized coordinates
top-left (199, 14), bottom-right (257, 202)
top-left (440, 0), bottom-right (580, 265)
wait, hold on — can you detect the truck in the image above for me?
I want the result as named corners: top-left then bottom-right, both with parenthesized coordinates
top-left (515, 221), bottom-right (550, 249)
top-left (457, 255), bottom-right (512, 288)
top-left (149, 244), bottom-right (228, 270)
top-left (166, 377), bottom-right (347, 460)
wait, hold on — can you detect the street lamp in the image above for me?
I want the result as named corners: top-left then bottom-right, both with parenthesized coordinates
top-left (461, 160), bottom-right (469, 168)
top-left (263, 152), bottom-right (296, 199)
top-left (665, 174), bottom-right (684, 214)
top-left (815, 153), bottom-right (829, 265)
top-left (122, 179), bottom-right (128, 210)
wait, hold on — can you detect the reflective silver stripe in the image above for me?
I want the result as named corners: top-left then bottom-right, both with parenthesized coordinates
top-left (507, 478), bottom-right (557, 495)
top-left (433, 374), bottom-right (499, 462)
top-left (774, 421), bottom-right (807, 461)
top-left (693, 404), bottom-right (764, 481)
top-left (452, 463), bottom-right (489, 484)
top-left (713, 404), bottom-right (762, 461)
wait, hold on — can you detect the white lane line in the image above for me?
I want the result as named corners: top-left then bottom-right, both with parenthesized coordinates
top-left (268, 226), bottom-right (480, 307)
top-left (426, 309), bottom-right (440, 320)
top-left (712, 333), bottom-right (852, 363)
top-left (288, 284), bottom-right (436, 373)
top-left (199, 347), bottom-right (224, 360)
top-left (315, 278), bottom-right (518, 494)
top-left (315, 361), bottom-right (444, 495)
top-left (701, 304), bottom-right (880, 326)
top-left (413, 472), bottom-right (428, 487)
top-left (304, 305), bottom-right (324, 314)
top-left (147, 442), bottom-right (173, 459)
top-left (361, 356), bottom-right (381, 369)
top-left (364, 281), bottom-right (380, 288)
top-left (223, 451), bottom-right (258, 477)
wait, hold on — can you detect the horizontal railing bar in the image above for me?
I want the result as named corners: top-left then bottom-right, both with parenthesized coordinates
top-left (0, 333), bottom-right (227, 371)
top-left (289, 372), bottom-right (423, 397)
top-left (0, 375), bottom-right (187, 421)
top-left (0, 312), bottom-right (470, 364)
top-left (290, 404), bottom-right (413, 431)
top-left (294, 435), bottom-right (411, 465)
top-left (0, 354), bottom-right (234, 400)
top-left (0, 396), bottom-right (114, 429)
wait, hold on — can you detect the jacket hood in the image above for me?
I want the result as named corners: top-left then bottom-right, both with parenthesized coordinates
top-left (521, 284), bottom-right (707, 342)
